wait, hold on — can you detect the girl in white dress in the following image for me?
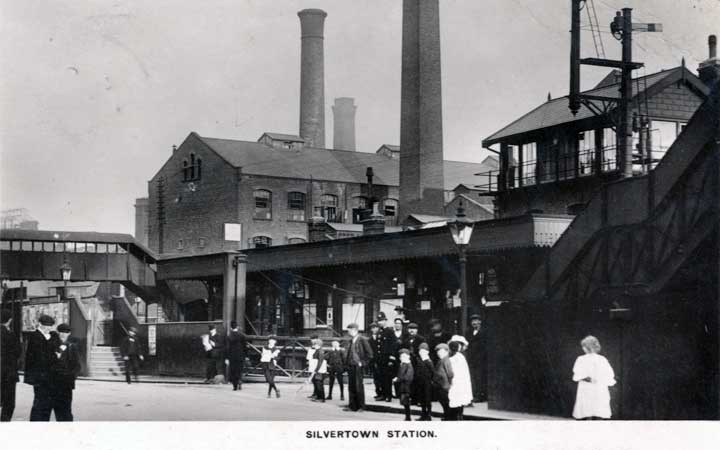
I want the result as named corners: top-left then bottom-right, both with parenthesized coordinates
top-left (448, 340), bottom-right (473, 420)
top-left (572, 335), bottom-right (616, 419)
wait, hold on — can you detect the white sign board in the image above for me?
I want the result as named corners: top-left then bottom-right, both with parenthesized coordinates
top-left (224, 223), bottom-right (242, 241)
top-left (148, 325), bottom-right (157, 356)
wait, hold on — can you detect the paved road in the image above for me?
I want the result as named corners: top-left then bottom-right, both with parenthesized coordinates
top-left (8, 380), bottom-right (396, 421)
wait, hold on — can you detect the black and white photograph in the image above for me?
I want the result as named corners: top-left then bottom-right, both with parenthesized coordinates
top-left (0, 0), bottom-right (719, 448)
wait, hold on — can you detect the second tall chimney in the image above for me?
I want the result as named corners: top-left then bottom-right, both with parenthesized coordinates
top-left (332, 97), bottom-right (357, 151)
top-left (298, 9), bottom-right (327, 148)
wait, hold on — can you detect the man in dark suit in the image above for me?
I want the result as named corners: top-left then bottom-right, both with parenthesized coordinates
top-left (1, 309), bottom-right (21, 421)
top-left (24, 314), bottom-right (61, 421)
top-left (385, 317), bottom-right (408, 401)
top-left (376, 312), bottom-right (397, 402)
top-left (405, 322), bottom-right (426, 404)
top-left (367, 322), bottom-right (383, 400)
top-left (120, 327), bottom-right (145, 384)
top-left (465, 314), bottom-right (487, 402)
top-left (49, 323), bottom-right (82, 421)
top-left (343, 322), bottom-right (373, 412)
top-left (427, 318), bottom-right (452, 364)
top-left (224, 320), bottom-right (247, 391)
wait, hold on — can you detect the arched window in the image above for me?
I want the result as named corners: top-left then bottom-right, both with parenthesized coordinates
top-left (254, 189), bottom-right (272, 220)
top-left (383, 198), bottom-right (398, 217)
top-left (315, 194), bottom-right (339, 222)
top-left (287, 191), bottom-right (306, 221)
top-left (189, 153), bottom-right (196, 180)
top-left (252, 236), bottom-right (272, 248)
top-left (181, 154), bottom-right (202, 182)
top-left (182, 160), bottom-right (189, 181)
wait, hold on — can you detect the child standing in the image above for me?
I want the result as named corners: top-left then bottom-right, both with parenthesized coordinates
top-left (415, 343), bottom-right (435, 420)
top-left (260, 336), bottom-right (281, 398)
top-left (309, 338), bottom-right (327, 402)
top-left (325, 339), bottom-right (346, 401)
top-left (572, 335), bottom-right (616, 419)
top-left (393, 348), bottom-right (414, 421)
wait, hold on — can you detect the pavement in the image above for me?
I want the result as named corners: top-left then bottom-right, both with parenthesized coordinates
top-left (37, 375), bottom-right (564, 421)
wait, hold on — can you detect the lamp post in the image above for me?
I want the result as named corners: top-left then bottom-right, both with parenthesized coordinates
top-left (447, 200), bottom-right (475, 332)
top-left (59, 260), bottom-right (72, 299)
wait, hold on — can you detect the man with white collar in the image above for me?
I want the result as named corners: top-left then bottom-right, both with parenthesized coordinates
top-left (344, 323), bottom-right (372, 412)
top-left (49, 323), bottom-right (81, 421)
top-left (24, 314), bottom-right (60, 421)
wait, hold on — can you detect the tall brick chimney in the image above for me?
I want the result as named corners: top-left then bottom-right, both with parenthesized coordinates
top-left (698, 35), bottom-right (719, 89)
top-left (298, 9), bottom-right (327, 148)
top-left (332, 97), bottom-right (357, 151)
top-left (398, 0), bottom-right (445, 219)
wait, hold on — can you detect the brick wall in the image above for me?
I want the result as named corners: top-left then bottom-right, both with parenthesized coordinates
top-left (147, 134), bottom-right (240, 255)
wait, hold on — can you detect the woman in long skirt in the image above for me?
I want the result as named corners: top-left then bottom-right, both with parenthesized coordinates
top-left (260, 336), bottom-right (281, 398)
top-left (447, 340), bottom-right (473, 420)
top-left (572, 335), bottom-right (616, 419)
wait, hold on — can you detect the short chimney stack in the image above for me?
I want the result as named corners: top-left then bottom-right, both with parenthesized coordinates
top-left (699, 34), bottom-right (720, 88)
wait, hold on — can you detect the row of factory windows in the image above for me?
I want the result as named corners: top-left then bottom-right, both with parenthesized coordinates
top-left (253, 190), bottom-right (398, 223)
top-left (0, 240), bottom-right (128, 254)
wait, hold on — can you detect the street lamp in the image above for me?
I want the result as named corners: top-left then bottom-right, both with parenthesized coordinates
top-left (59, 260), bottom-right (72, 299)
top-left (447, 199), bottom-right (475, 333)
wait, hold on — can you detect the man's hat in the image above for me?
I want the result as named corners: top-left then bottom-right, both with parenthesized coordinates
top-left (230, 320), bottom-right (238, 329)
top-left (394, 306), bottom-right (405, 313)
top-left (399, 348), bottom-right (411, 356)
top-left (208, 324), bottom-right (216, 330)
top-left (268, 335), bottom-right (278, 341)
top-left (393, 317), bottom-right (404, 323)
top-left (407, 322), bottom-right (419, 329)
top-left (38, 314), bottom-right (55, 326)
top-left (428, 318), bottom-right (441, 326)
top-left (419, 342), bottom-right (429, 351)
top-left (128, 326), bottom-right (138, 334)
top-left (347, 323), bottom-right (359, 330)
top-left (435, 343), bottom-right (449, 351)
top-left (376, 312), bottom-right (387, 320)
top-left (369, 322), bottom-right (379, 328)
top-left (470, 314), bottom-right (482, 321)
top-left (57, 323), bottom-right (71, 333)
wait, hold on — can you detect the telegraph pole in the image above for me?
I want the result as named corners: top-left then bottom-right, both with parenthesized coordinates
top-left (618, 8), bottom-right (634, 178)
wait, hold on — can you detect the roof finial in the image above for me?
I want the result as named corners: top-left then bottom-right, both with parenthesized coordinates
top-left (547, 92), bottom-right (552, 102)
top-left (681, 56), bottom-right (686, 68)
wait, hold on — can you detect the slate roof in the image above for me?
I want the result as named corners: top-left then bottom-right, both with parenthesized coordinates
top-left (483, 66), bottom-right (707, 146)
top-left (198, 135), bottom-right (496, 190)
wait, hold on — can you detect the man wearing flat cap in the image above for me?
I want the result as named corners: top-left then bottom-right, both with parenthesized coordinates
top-left (433, 343), bottom-right (454, 420)
top-left (120, 326), bottom-right (145, 384)
top-left (464, 314), bottom-right (487, 402)
top-left (49, 323), bottom-right (82, 421)
top-left (1, 309), bottom-right (21, 421)
top-left (24, 314), bottom-right (61, 421)
top-left (405, 322), bottom-right (426, 405)
top-left (344, 323), bottom-right (373, 412)
top-left (427, 318), bottom-right (452, 365)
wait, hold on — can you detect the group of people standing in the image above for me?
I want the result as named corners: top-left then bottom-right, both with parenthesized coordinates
top-left (1, 310), bottom-right (81, 422)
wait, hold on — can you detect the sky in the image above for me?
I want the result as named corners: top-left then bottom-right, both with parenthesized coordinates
top-left (1, 0), bottom-right (717, 234)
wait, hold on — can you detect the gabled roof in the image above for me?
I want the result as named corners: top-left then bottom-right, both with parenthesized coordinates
top-left (483, 66), bottom-right (709, 146)
top-left (258, 132), bottom-right (305, 142)
top-left (195, 134), bottom-right (494, 190)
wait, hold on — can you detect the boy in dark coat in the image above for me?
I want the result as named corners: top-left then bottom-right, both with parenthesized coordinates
top-left (1, 309), bottom-right (21, 421)
top-left (415, 342), bottom-right (435, 420)
top-left (433, 343), bottom-right (454, 420)
top-left (24, 314), bottom-right (61, 421)
top-left (325, 339), bottom-right (346, 401)
top-left (393, 348), bottom-right (414, 421)
top-left (49, 323), bottom-right (82, 421)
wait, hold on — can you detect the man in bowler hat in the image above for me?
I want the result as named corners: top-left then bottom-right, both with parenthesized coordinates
top-left (344, 323), bottom-right (373, 412)
top-left (24, 314), bottom-right (61, 421)
top-left (120, 326), bottom-right (145, 384)
top-left (49, 323), bottom-right (82, 421)
top-left (465, 314), bottom-right (487, 402)
top-left (1, 309), bottom-right (21, 421)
